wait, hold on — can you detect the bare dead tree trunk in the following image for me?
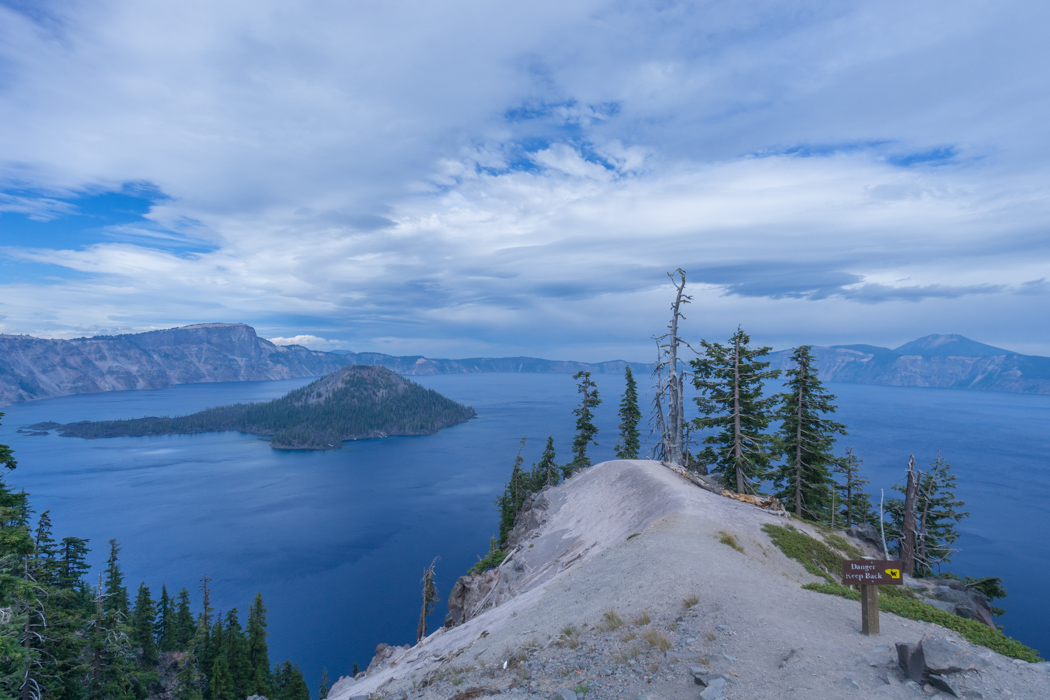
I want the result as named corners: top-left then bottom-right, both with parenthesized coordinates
top-left (416, 558), bottom-right (439, 643)
top-left (901, 455), bottom-right (919, 575)
top-left (732, 333), bottom-right (744, 493)
top-left (651, 270), bottom-right (693, 466)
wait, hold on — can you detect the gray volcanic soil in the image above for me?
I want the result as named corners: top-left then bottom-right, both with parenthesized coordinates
top-left (328, 460), bottom-right (1049, 700)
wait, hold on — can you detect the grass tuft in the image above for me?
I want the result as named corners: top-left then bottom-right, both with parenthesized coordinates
top-left (632, 610), bottom-right (651, 626)
top-left (718, 530), bottom-right (744, 553)
top-left (602, 609), bottom-right (624, 631)
top-left (682, 594), bottom-right (700, 609)
top-left (642, 627), bottom-right (672, 652)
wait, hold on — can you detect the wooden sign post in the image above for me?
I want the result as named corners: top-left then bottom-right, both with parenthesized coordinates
top-left (842, 559), bottom-right (904, 635)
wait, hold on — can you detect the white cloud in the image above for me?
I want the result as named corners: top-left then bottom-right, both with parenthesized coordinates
top-left (0, 1), bottom-right (1048, 357)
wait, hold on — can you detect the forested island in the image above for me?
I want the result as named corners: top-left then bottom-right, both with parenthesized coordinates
top-left (42, 365), bottom-right (476, 450)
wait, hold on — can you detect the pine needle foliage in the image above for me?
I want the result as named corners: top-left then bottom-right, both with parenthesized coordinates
top-left (615, 366), bottom-right (642, 459)
top-left (567, 371), bottom-right (601, 475)
top-left (772, 345), bottom-right (846, 520)
top-left (833, 447), bottom-right (876, 528)
top-left (691, 327), bottom-right (780, 493)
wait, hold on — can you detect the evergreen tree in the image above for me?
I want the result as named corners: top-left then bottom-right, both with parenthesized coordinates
top-left (103, 539), bottom-right (130, 615)
top-left (156, 584), bottom-right (173, 652)
top-left (59, 536), bottom-right (91, 592)
top-left (271, 661), bottom-right (309, 700)
top-left (566, 371), bottom-right (601, 475)
top-left (530, 436), bottom-right (560, 489)
top-left (246, 593), bottom-right (272, 698)
top-left (915, 452), bottom-right (969, 576)
top-left (772, 345), bottom-right (846, 519)
top-left (834, 447), bottom-right (875, 528)
top-left (222, 608), bottom-right (250, 698)
top-left (416, 558), bottom-right (439, 642)
top-left (32, 509), bottom-right (61, 586)
top-left (691, 327), bottom-right (780, 493)
top-left (614, 365), bottom-right (642, 460)
top-left (132, 582), bottom-right (158, 665)
top-left (209, 652), bottom-right (234, 700)
top-left (0, 414), bottom-right (14, 471)
top-left (172, 587), bottom-right (196, 651)
top-left (319, 666), bottom-right (330, 699)
top-left (496, 437), bottom-right (529, 546)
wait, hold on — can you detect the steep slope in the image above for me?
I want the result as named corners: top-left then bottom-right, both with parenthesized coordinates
top-left (0, 323), bottom-right (350, 405)
top-left (328, 460), bottom-right (1048, 700)
top-left (48, 365), bottom-right (476, 449)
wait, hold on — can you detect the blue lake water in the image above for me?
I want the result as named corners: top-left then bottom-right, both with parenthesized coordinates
top-left (0, 373), bottom-right (1047, 691)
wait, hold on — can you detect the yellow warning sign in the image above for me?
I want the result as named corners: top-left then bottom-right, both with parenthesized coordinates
top-left (885, 569), bottom-right (901, 579)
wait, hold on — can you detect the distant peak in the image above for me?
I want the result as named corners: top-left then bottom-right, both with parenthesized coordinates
top-left (893, 334), bottom-right (1013, 357)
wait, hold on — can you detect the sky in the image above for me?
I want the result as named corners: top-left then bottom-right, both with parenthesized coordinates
top-left (1, 0), bottom-right (1049, 361)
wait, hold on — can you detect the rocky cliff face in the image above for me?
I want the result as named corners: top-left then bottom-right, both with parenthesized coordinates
top-left (769, 334), bottom-right (1050, 395)
top-left (0, 323), bottom-right (349, 406)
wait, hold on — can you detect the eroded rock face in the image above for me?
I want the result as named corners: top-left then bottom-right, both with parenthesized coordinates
top-left (444, 568), bottom-right (501, 628)
top-left (904, 577), bottom-right (997, 627)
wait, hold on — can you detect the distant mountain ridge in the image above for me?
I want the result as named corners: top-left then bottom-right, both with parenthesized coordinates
top-left (0, 324), bottom-right (351, 406)
top-left (2, 326), bottom-right (1048, 405)
top-left (769, 334), bottom-right (1050, 394)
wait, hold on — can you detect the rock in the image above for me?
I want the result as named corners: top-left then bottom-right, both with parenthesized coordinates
top-left (720, 652), bottom-right (738, 663)
top-left (928, 673), bottom-right (961, 697)
top-left (699, 677), bottom-right (726, 700)
top-left (778, 648), bottom-right (802, 668)
top-left (920, 634), bottom-right (988, 675)
top-left (897, 642), bottom-right (926, 683)
top-left (840, 677), bottom-right (861, 691)
top-left (848, 523), bottom-right (883, 549)
top-left (445, 568), bottom-right (501, 627)
top-left (552, 690), bottom-right (577, 700)
top-left (692, 670), bottom-right (728, 687)
top-left (247, 696), bottom-right (269, 700)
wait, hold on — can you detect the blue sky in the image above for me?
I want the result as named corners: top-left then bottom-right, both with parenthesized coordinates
top-left (1, 0), bottom-right (1049, 359)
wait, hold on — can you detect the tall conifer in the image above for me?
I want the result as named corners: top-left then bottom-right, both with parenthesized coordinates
top-left (246, 593), bottom-right (272, 697)
top-left (772, 345), bottom-right (846, 519)
top-left (567, 371), bottom-right (601, 475)
top-left (615, 366), bottom-right (642, 460)
top-left (132, 583), bottom-right (158, 665)
top-left (691, 327), bottom-right (780, 493)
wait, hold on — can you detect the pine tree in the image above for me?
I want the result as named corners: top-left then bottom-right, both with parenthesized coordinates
top-left (772, 345), bottom-right (846, 519)
top-left (915, 452), bottom-right (969, 576)
top-left (132, 583), bottom-right (158, 665)
top-left (103, 540), bottom-right (130, 616)
top-left (834, 447), bottom-right (875, 528)
top-left (319, 666), bottom-right (330, 699)
top-left (156, 584), bottom-right (173, 652)
top-left (531, 436), bottom-right (560, 489)
top-left (0, 414), bottom-right (15, 471)
top-left (496, 437), bottom-right (528, 546)
top-left (615, 365), bottom-right (642, 460)
top-left (567, 371), bottom-right (601, 475)
top-left (222, 608), bottom-right (250, 699)
top-left (691, 327), bottom-right (780, 493)
top-left (32, 510), bottom-right (61, 587)
top-left (246, 593), bottom-right (272, 698)
top-left (172, 587), bottom-right (196, 651)
top-left (271, 661), bottom-right (309, 700)
top-left (59, 536), bottom-right (91, 592)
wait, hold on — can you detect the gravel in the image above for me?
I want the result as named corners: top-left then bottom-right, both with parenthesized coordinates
top-left (328, 460), bottom-right (1049, 700)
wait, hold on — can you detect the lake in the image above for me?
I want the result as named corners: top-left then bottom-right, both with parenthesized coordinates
top-left (0, 373), bottom-right (1047, 691)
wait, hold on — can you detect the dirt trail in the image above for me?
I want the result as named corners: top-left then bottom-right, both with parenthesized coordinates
top-left (328, 460), bottom-right (1049, 699)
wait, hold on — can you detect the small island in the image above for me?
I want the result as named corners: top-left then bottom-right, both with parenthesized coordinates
top-left (41, 365), bottom-right (476, 450)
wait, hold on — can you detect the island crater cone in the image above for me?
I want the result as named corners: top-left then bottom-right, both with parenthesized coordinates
top-left (44, 364), bottom-right (476, 450)
top-left (329, 460), bottom-right (1049, 700)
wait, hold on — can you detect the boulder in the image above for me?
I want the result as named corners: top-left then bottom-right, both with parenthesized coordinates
top-left (445, 567), bottom-right (501, 627)
top-left (920, 634), bottom-right (989, 675)
top-left (927, 674), bottom-right (961, 697)
top-left (896, 642), bottom-right (925, 682)
top-left (848, 523), bottom-right (883, 549)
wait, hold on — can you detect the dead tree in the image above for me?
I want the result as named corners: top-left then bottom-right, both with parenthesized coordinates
top-left (416, 558), bottom-right (439, 643)
top-left (900, 456), bottom-right (920, 575)
top-left (649, 269), bottom-right (694, 466)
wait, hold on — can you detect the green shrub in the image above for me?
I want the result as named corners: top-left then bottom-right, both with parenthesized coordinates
top-left (801, 582), bottom-right (1042, 662)
top-left (761, 523), bottom-right (841, 583)
top-left (468, 536), bottom-right (507, 575)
